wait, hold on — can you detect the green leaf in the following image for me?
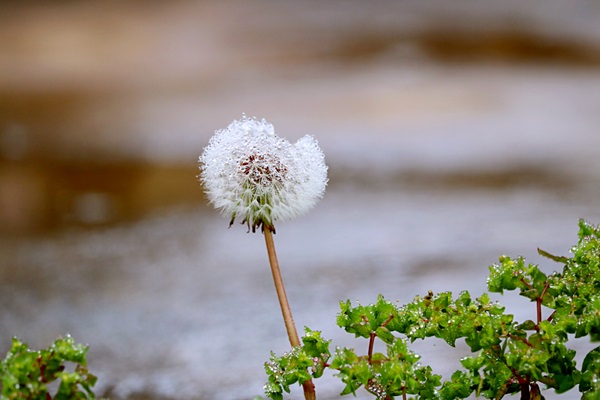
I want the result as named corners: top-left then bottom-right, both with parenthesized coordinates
top-left (375, 326), bottom-right (395, 345)
top-left (581, 346), bottom-right (600, 393)
top-left (538, 248), bottom-right (569, 264)
top-left (301, 327), bottom-right (331, 359)
top-left (487, 256), bottom-right (522, 293)
top-left (578, 219), bottom-right (600, 240)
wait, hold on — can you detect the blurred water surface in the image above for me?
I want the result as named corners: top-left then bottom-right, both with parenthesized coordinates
top-left (1, 1), bottom-right (600, 399)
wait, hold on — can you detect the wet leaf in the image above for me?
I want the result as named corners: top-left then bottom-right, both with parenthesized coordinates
top-left (538, 248), bottom-right (569, 264)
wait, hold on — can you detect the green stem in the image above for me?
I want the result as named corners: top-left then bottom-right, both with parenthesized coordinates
top-left (536, 283), bottom-right (550, 329)
top-left (263, 226), bottom-right (316, 400)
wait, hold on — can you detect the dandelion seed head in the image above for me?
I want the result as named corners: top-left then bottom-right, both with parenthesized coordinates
top-left (199, 115), bottom-right (328, 232)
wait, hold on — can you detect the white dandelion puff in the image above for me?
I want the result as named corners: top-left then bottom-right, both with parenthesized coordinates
top-left (199, 116), bottom-right (328, 232)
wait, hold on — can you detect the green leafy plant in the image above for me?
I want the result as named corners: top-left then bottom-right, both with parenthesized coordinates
top-left (1, 335), bottom-right (97, 400)
top-left (264, 219), bottom-right (600, 399)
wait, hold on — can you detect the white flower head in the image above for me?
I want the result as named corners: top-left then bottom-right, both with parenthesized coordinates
top-left (199, 116), bottom-right (328, 232)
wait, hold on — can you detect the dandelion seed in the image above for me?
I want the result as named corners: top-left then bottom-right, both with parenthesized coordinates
top-left (199, 115), bottom-right (328, 232)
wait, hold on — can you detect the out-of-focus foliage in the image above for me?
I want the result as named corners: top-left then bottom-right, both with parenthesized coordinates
top-left (1, 335), bottom-right (97, 400)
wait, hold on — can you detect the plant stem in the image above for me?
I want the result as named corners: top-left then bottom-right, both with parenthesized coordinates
top-left (520, 383), bottom-right (530, 400)
top-left (537, 283), bottom-right (550, 327)
top-left (263, 226), bottom-right (316, 400)
top-left (368, 332), bottom-right (376, 364)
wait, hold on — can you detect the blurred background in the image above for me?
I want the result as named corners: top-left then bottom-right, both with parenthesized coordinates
top-left (1, 1), bottom-right (600, 399)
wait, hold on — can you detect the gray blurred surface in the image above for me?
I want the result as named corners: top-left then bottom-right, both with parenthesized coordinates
top-left (1, 1), bottom-right (600, 399)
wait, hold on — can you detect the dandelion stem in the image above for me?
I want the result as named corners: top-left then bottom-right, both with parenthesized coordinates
top-left (263, 226), bottom-right (316, 400)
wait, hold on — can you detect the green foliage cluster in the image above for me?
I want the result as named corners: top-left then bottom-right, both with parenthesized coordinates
top-left (1, 335), bottom-right (97, 400)
top-left (264, 220), bottom-right (600, 399)
top-left (264, 328), bottom-right (331, 398)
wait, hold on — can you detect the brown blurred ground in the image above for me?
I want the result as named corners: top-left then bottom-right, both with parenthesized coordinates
top-left (2, 0), bottom-right (600, 235)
